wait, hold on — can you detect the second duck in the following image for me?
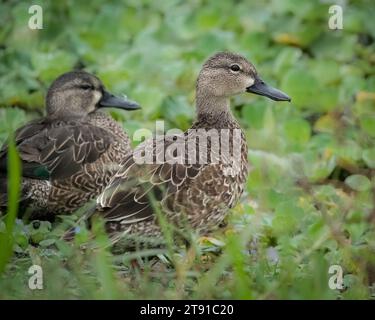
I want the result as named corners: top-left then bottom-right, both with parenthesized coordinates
top-left (0, 70), bottom-right (140, 219)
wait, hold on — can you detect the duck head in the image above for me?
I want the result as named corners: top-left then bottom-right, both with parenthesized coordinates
top-left (197, 52), bottom-right (291, 102)
top-left (46, 70), bottom-right (140, 119)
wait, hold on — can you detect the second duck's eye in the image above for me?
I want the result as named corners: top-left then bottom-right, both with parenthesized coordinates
top-left (230, 64), bottom-right (241, 72)
top-left (79, 84), bottom-right (93, 90)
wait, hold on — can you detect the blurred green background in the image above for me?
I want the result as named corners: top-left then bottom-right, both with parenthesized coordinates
top-left (0, 0), bottom-right (374, 299)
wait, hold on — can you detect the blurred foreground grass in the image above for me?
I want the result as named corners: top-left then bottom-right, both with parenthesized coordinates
top-left (0, 0), bottom-right (374, 299)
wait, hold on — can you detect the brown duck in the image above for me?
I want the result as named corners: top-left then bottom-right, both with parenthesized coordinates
top-left (91, 52), bottom-right (291, 247)
top-left (0, 70), bottom-right (140, 219)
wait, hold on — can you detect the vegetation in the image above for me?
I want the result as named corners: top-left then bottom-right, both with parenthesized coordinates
top-left (0, 0), bottom-right (374, 299)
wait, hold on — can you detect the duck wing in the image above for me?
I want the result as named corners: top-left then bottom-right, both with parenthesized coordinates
top-left (96, 133), bottom-right (210, 225)
top-left (0, 119), bottom-right (114, 181)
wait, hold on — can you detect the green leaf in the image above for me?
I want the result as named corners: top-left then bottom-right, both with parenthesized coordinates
top-left (303, 151), bottom-right (337, 182)
top-left (241, 100), bottom-right (267, 129)
top-left (363, 148), bottom-right (375, 169)
top-left (272, 201), bottom-right (302, 236)
top-left (281, 68), bottom-right (319, 109)
top-left (345, 175), bottom-right (372, 192)
top-left (284, 118), bottom-right (311, 146)
top-left (39, 239), bottom-right (56, 247)
top-left (360, 115), bottom-right (375, 137)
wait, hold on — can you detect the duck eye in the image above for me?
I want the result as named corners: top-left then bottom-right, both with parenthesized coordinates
top-left (230, 64), bottom-right (241, 72)
top-left (79, 84), bottom-right (93, 90)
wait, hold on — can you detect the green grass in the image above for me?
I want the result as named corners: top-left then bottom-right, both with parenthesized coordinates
top-left (0, 135), bottom-right (21, 274)
top-left (0, 0), bottom-right (374, 299)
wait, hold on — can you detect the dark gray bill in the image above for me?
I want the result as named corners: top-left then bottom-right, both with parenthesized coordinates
top-left (246, 77), bottom-right (291, 102)
top-left (99, 90), bottom-right (140, 110)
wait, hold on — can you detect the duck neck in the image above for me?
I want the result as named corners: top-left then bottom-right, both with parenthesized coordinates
top-left (196, 89), bottom-right (233, 125)
top-left (47, 112), bottom-right (86, 122)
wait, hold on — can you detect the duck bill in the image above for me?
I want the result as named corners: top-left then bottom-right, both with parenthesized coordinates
top-left (246, 77), bottom-right (291, 102)
top-left (99, 90), bottom-right (140, 110)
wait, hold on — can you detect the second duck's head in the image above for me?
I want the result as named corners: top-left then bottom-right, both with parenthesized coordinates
top-left (197, 52), bottom-right (290, 102)
top-left (46, 70), bottom-right (140, 119)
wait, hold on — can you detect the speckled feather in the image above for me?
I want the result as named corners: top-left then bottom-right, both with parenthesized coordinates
top-left (0, 112), bottom-right (131, 217)
top-left (95, 52), bottom-right (256, 246)
top-left (98, 116), bottom-right (248, 241)
top-left (0, 71), bottom-right (136, 218)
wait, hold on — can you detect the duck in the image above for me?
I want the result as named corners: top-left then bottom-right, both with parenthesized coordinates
top-left (91, 52), bottom-right (291, 247)
top-left (0, 70), bottom-right (140, 219)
